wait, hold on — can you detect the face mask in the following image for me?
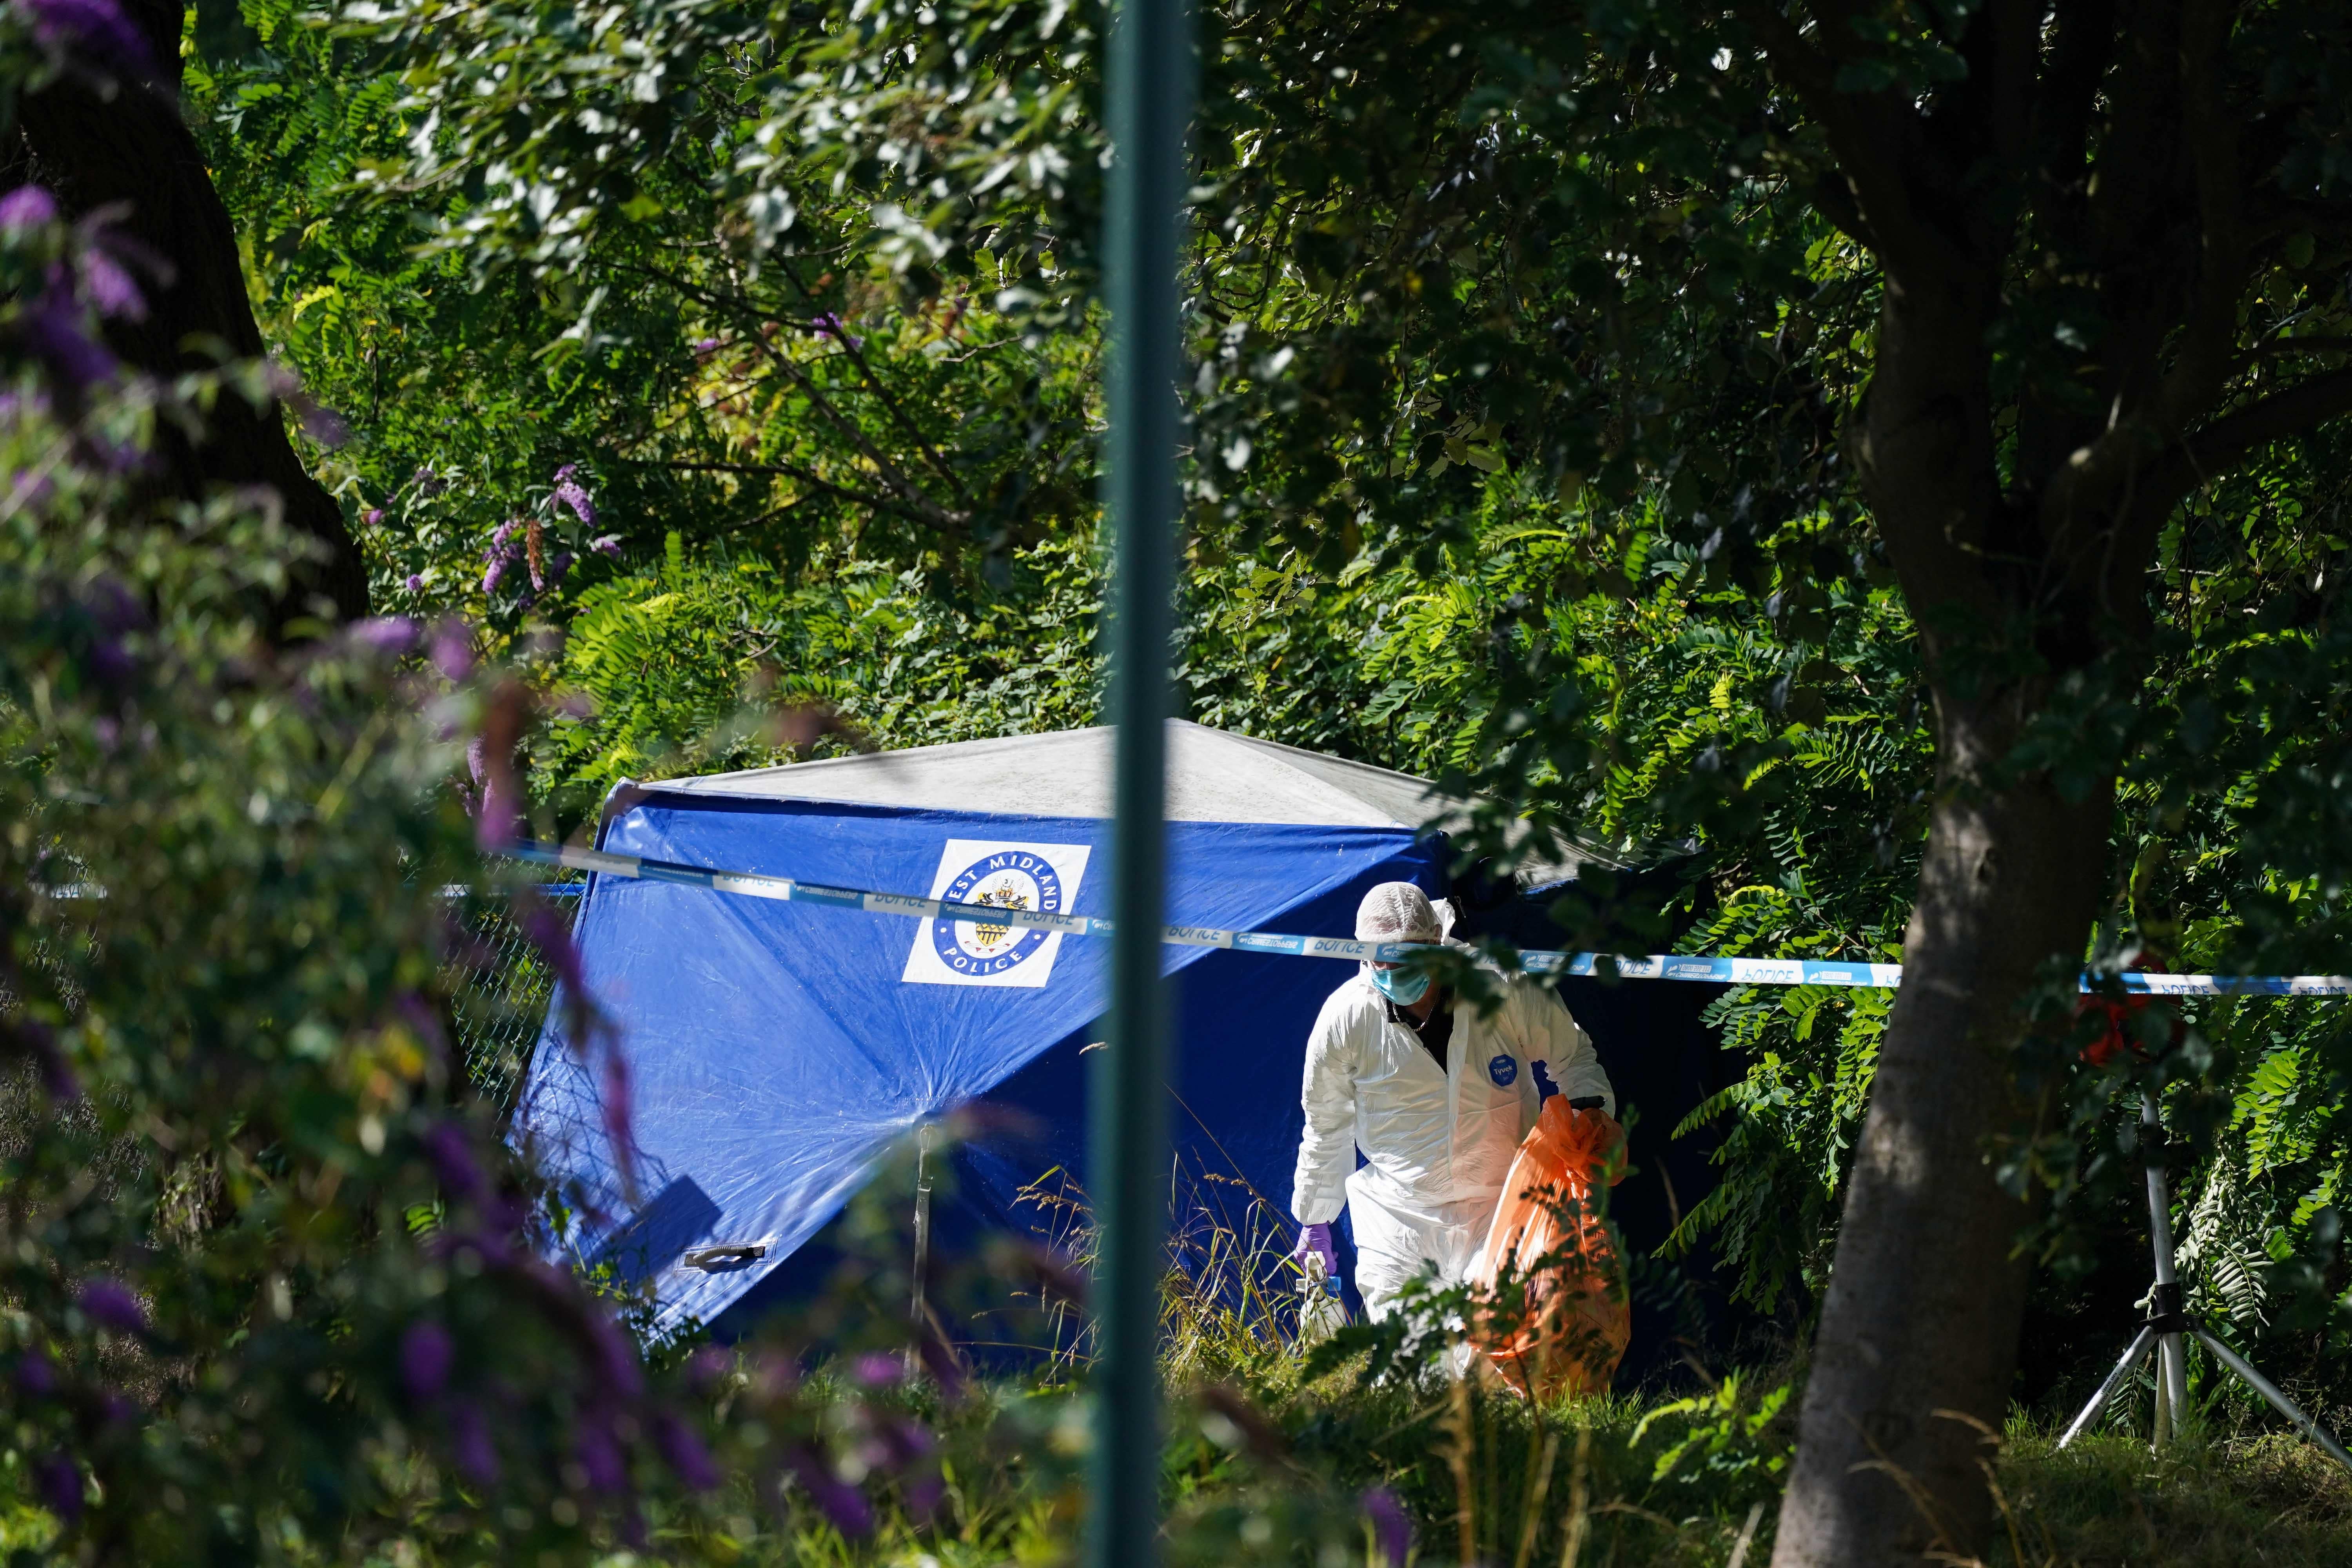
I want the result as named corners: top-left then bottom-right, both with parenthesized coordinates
top-left (1372, 965), bottom-right (1431, 1006)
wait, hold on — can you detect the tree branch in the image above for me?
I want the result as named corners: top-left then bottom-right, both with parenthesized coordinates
top-left (2108, 366), bottom-right (2352, 588)
top-left (2031, 0), bottom-right (2118, 254)
top-left (617, 262), bottom-right (970, 538)
top-left (2174, 367), bottom-right (2352, 483)
top-left (2083, 0), bottom-right (2185, 272)
top-left (775, 267), bottom-right (979, 512)
top-left (626, 458), bottom-right (968, 535)
top-left (1732, 0), bottom-right (1951, 284)
top-left (2250, 337), bottom-right (2352, 360)
top-left (2151, 0), bottom-right (2252, 436)
top-left (2040, 0), bottom-right (2254, 576)
top-left (1983, 0), bottom-right (2042, 169)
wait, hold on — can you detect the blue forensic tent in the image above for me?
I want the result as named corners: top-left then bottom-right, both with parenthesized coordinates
top-left (517, 720), bottom-right (1604, 1340)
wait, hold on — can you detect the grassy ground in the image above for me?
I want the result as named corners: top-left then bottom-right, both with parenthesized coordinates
top-left (651, 1350), bottom-right (2352, 1568)
top-left (0, 1346), bottom-right (2336, 1564)
top-left (1991, 1432), bottom-right (2352, 1568)
top-left (674, 1188), bottom-right (2352, 1567)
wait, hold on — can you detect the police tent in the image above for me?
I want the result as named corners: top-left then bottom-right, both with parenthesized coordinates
top-left (515, 720), bottom-right (1719, 1347)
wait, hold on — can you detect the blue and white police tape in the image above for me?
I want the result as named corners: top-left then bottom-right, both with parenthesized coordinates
top-left (506, 841), bottom-right (2352, 998)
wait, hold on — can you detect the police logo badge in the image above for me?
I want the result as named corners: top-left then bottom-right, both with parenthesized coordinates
top-left (902, 838), bottom-right (1093, 989)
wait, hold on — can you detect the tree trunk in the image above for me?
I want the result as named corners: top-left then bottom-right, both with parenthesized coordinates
top-left (1771, 250), bottom-right (2125, 1563)
top-left (8, 0), bottom-right (368, 626)
top-left (1769, 713), bottom-right (2112, 1563)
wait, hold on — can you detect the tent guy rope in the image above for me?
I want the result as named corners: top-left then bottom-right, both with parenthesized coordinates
top-left (506, 841), bottom-right (2352, 996)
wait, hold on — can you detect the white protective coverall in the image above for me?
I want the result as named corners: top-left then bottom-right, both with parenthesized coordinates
top-left (1290, 957), bottom-right (1614, 1320)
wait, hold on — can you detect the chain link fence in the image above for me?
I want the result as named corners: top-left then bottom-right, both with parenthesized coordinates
top-left (445, 881), bottom-right (581, 1115)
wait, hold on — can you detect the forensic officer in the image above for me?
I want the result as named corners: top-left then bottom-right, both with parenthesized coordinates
top-left (1290, 882), bottom-right (1614, 1319)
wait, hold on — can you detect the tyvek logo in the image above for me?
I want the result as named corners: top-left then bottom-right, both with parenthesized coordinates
top-left (1532, 1060), bottom-right (1559, 1102)
top-left (902, 839), bottom-right (1091, 989)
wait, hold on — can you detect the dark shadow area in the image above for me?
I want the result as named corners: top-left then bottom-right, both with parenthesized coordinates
top-left (1455, 864), bottom-right (1760, 1388)
top-left (590, 1174), bottom-right (723, 1288)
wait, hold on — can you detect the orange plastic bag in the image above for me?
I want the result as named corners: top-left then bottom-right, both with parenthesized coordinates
top-left (1466, 1097), bottom-right (1630, 1399)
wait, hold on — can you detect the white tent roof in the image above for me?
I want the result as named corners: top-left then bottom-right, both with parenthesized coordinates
top-left (646, 720), bottom-right (1610, 877)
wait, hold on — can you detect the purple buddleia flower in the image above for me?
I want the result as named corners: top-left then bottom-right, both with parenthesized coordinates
top-left (33, 1451), bottom-right (81, 1523)
top-left (22, 283), bottom-right (116, 389)
top-left (852, 1352), bottom-right (904, 1389)
top-left (428, 621), bottom-right (474, 681)
top-left (82, 434), bottom-right (142, 476)
top-left (481, 556), bottom-right (508, 595)
top-left (588, 1048), bottom-right (626, 1171)
top-left (905, 1472), bottom-right (944, 1516)
top-left (551, 477), bottom-right (594, 526)
top-left (751, 1349), bottom-right (801, 1401)
top-left (17, 1351), bottom-right (57, 1399)
top-left (685, 1345), bottom-right (733, 1394)
top-left (481, 1194), bottom-right (530, 1242)
top-left (20, 0), bottom-right (152, 76)
top-left (786, 1445), bottom-right (873, 1540)
top-left (292, 395), bottom-right (350, 448)
top-left (913, 1312), bottom-right (969, 1401)
top-left (447, 1400), bottom-right (499, 1485)
top-left (364, 507), bottom-right (385, 526)
top-left (15, 1019), bottom-right (79, 1101)
top-left (652, 1412), bottom-right (720, 1490)
top-left (78, 249), bottom-right (143, 321)
top-left (404, 573), bottom-right (424, 593)
top-left (400, 1320), bottom-right (455, 1403)
top-left (76, 1278), bottom-right (144, 1335)
top-left (80, 634), bottom-right (129, 688)
top-left (810, 312), bottom-right (864, 350)
top-left (393, 992), bottom-right (450, 1076)
top-left (85, 575), bottom-right (142, 633)
top-left (421, 1121), bottom-right (485, 1203)
top-left (351, 616), bottom-right (419, 655)
top-left (893, 1416), bottom-right (936, 1461)
top-left (489, 519), bottom-right (518, 548)
top-left (581, 1309), bottom-right (644, 1401)
top-left (546, 550), bottom-right (574, 585)
top-left (0, 185), bottom-right (57, 233)
top-left (1361, 1486), bottom-right (1411, 1568)
top-left (521, 902), bottom-right (585, 996)
top-left (76, 577), bottom-right (140, 688)
top-left (854, 1412), bottom-right (935, 1480)
top-left (598, 1046), bottom-right (635, 1186)
top-left (590, 534), bottom-right (621, 557)
top-left (574, 1422), bottom-right (627, 1495)
top-left (474, 767), bottom-right (519, 851)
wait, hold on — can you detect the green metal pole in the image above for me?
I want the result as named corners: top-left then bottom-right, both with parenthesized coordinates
top-left (1093, 0), bottom-right (1189, 1561)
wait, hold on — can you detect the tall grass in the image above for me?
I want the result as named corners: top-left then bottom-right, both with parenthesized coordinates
top-left (730, 1140), bottom-right (2352, 1568)
top-left (674, 1154), bottom-right (2352, 1568)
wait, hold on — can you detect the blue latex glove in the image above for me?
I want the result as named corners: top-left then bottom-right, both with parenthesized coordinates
top-left (1294, 1221), bottom-right (1338, 1279)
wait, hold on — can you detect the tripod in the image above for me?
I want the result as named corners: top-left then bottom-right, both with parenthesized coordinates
top-left (2058, 1094), bottom-right (2352, 1470)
